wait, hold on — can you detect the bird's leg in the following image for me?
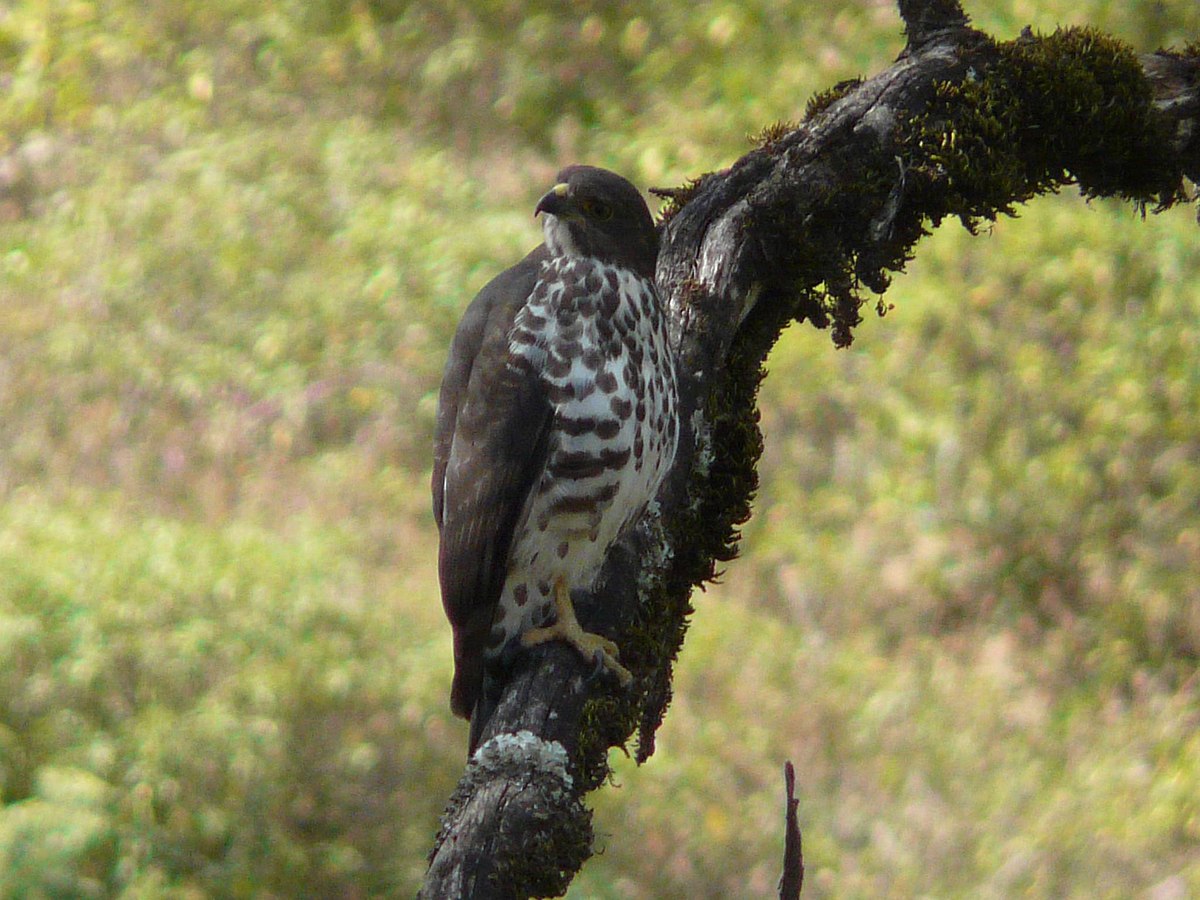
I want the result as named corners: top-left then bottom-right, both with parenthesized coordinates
top-left (521, 576), bottom-right (633, 687)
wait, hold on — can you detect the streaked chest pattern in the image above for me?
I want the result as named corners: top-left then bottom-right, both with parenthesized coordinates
top-left (492, 255), bottom-right (679, 645)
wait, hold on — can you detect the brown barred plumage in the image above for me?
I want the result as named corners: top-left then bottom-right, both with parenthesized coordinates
top-left (432, 166), bottom-right (678, 753)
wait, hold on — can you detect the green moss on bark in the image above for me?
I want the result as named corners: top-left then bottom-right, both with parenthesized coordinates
top-left (907, 26), bottom-right (1185, 231)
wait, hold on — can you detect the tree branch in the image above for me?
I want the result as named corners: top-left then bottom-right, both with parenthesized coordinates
top-left (422, 7), bottom-right (1200, 896)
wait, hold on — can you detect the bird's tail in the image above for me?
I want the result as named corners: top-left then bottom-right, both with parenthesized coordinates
top-left (466, 672), bottom-right (503, 757)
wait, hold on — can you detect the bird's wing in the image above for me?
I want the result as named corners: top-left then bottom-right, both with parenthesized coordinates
top-left (432, 245), bottom-right (554, 719)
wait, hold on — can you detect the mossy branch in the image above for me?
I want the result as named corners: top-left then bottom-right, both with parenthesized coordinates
top-left (422, 2), bottom-right (1200, 895)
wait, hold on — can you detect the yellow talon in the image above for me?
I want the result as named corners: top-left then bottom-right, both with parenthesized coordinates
top-left (521, 576), bottom-right (633, 687)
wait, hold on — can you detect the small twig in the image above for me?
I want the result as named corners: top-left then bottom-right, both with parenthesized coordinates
top-left (779, 761), bottom-right (804, 900)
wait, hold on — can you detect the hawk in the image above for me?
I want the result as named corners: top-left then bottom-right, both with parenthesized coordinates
top-left (432, 165), bottom-right (679, 751)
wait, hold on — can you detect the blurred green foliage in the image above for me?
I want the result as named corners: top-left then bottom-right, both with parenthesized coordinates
top-left (0, 0), bottom-right (1197, 896)
top-left (0, 495), bottom-right (456, 895)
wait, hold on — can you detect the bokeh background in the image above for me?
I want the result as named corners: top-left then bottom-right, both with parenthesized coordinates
top-left (2, 0), bottom-right (1198, 896)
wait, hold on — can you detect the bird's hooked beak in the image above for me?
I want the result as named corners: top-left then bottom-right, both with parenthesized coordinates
top-left (534, 182), bottom-right (572, 219)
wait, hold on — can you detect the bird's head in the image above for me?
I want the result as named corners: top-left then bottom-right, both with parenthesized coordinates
top-left (535, 165), bottom-right (658, 279)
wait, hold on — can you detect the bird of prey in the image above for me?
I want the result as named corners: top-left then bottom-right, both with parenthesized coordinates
top-left (432, 165), bottom-right (679, 751)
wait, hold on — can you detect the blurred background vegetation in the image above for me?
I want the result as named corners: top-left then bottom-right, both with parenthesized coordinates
top-left (1, 0), bottom-right (1197, 896)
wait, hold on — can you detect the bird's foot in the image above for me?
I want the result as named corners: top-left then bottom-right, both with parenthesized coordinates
top-left (521, 578), bottom-right (633, 687)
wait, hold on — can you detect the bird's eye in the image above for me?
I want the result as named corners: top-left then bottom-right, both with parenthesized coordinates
top-left (582, 198), bottom-right (613, 221)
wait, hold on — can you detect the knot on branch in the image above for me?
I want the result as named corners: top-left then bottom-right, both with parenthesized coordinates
top-left (899, 0), bottom-right (970, 48)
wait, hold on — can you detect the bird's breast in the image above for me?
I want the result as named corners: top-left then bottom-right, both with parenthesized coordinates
top-left (508, 257), bottom-right (677, 555)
